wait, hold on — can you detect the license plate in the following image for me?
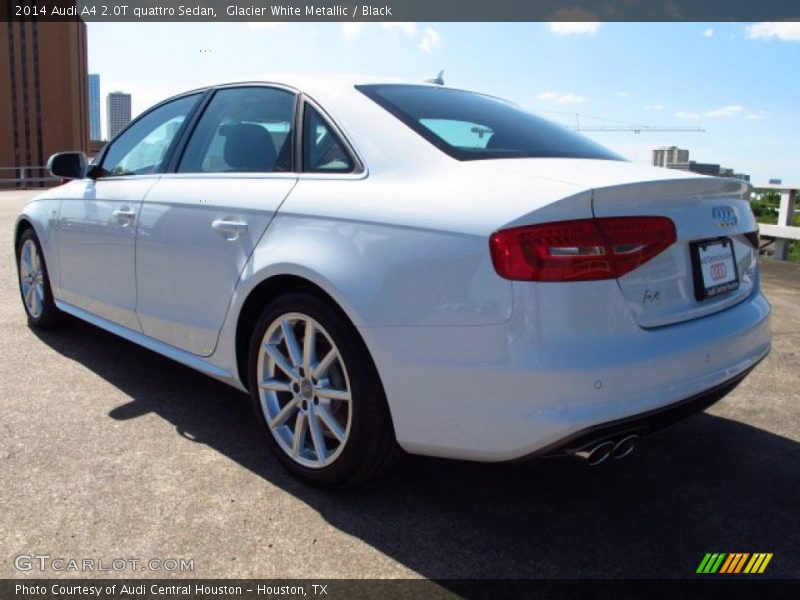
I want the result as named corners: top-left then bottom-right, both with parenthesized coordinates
top-left (691, 238), bottom-right (739, 301)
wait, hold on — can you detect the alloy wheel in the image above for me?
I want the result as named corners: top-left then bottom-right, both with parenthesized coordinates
top-left (19, 239), bottom-right (45, 319)
top-left (256, 312), bottom-right (353, 469)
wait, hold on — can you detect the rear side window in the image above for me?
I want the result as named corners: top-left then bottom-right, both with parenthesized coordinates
top-left (178, 87), bottom-right (295, 173)
top-left (357, 84), bottom-right (623, 162)
top-left (302, 105), bottom-right (355, 173)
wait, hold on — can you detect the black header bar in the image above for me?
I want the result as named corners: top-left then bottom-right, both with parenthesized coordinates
top-left (3, 0), bottom-right (800, 22)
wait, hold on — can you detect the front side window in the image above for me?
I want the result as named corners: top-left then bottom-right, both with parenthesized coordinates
top-left (178, 87), bottom-right (295, 173)
top-left (99, 94), bottom-right (199, 176)
top-left (302, 105), bottom-right (354, 173)
top-left (357, 84), bottom-right (623, 162)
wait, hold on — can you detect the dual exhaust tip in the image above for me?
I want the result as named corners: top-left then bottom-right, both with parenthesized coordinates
top-left (573, 434), bottom-right (639, 466)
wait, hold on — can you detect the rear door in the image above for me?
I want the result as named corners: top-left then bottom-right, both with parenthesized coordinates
top-left (57, 94), bottom-right (201, 330)
top-left (135, 86), bottom-right (298, 356)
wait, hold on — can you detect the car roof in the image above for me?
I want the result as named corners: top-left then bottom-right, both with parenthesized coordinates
top-left (176, 74), bottom-right (433, 100)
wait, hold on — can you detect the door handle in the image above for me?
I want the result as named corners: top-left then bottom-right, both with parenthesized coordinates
top-left (212, 218), bottom-right (248, 241)
top-left (112, 206), bottom-right (136, 223)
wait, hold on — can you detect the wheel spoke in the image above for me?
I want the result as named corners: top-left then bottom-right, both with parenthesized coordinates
top-left (21, 244), bottom-right (32, 275)
top-left (281, 319), bottom-right (303, 367)
top-left (32, 288), bottom-right (42, 316)
top-left (316, 387), bottom-right (351, 402)
top-left (264, 342), bottom-right (296, 379)
top-left (19, 258), bottom-right (30, 278)
top-left (316, 405), bottom-right (345, 442)
top-left (25, 284), bottom-right (35, 308)
top-left (292, 413), bottom-right (307, 458)
top-left (260, 378), bottom-right (291, 393)
top-left (269, 397), bottom-right (299, 428)
top-left (31, 247), bottom-right (41, 272)
top-left (302, 322), bottom-right (316, 371)
top-left (312, 349), bottom-right (337, 380)
top-left (308, 412), bottom-right (328, 464)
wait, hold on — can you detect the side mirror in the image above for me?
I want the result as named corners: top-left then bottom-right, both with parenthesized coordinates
top-left (47, 151), bottom-right (88, 180)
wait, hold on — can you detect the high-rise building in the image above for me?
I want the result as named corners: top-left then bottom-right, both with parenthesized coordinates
top-left (652, 146), bottom-right (689, 168)
top-left (107, 92), bottom-right (131, 139)
top-left (0, 22), bottom-right (89, 180)
top-left (88, 74), bottom-right (101, 141)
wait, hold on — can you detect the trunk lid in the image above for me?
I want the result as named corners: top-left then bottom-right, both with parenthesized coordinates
top-left (480, 159), bottom-right (759, 328)
top-left (592, 175), bottom-right (758, 328)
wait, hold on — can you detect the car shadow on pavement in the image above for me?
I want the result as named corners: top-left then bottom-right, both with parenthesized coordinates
top-left (32, 316), bottom-right (800, 580)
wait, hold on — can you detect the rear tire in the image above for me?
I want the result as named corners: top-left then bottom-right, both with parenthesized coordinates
top-left (16, 228), bottom-right (62, 328)
top-left (247, 292), bottom-right (400, 486)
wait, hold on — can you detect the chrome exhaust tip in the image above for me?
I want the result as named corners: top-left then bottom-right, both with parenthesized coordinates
top-left (612, 434), bottom-right (639, 459)
top-left (574, 441), bottom-right (615, 466)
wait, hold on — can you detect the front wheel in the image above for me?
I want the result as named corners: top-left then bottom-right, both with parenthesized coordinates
top-left (16, 228), bottom-right (61, 328)
top-left (247, 292), bottom-right (400, 486)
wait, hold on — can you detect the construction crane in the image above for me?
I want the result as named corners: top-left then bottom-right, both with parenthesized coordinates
top-left (545, 111), bottom-right (705, 134)
top-left (574, 124), bottom-right (706, 133)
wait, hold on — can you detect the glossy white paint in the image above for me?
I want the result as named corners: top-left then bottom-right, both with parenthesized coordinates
top-left (57, 177), bottom-right (158, 330)
top-left (16, 76), bottom-right (771, 462)
top-left (363, 278), bottom-right (770, 460)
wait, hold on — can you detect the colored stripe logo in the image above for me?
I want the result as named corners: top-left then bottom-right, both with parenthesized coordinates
top-left (697, 553), bottom-right (773, 574)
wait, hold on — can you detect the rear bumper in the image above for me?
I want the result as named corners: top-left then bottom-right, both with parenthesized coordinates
top-left (528, 358), bottom-right (763, 459)
top-left (361, 284), bottom-right (771, 462)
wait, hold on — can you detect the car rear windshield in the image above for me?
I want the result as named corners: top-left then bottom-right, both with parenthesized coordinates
top-left (356, 84), bottom-right (623, 162)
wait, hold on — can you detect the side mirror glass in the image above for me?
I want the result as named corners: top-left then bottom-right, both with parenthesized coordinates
top-left (47, 152), bottom-right (88, 180)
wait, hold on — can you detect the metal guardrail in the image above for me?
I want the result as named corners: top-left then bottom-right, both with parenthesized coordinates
top-left (0, 166), bottom-right (60, 189)
top-left (753, 184), bottom-right (799, 261)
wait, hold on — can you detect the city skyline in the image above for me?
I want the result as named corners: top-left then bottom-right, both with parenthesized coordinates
top-left (652, 146), bottom-right (750, 181)
top-left (86, 21), bottom-right (800, 184)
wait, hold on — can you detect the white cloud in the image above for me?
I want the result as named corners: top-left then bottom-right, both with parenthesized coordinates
top-left (548, 8), bottom-right (600, 34)
top-left (746, 22), bottom-right (800, 42)
top-left (419, 27), bottom-right (442, 53)
top-left (644, 104), bottom-right (665, 111)
top-left (340, 22), bottom-right (367, 37)
top-left (746, 111), bottom-right (767, 120)
top-left (676, 105), bottom-right (748, 120)
top-left (549, 21), bottom-right (601, 35)
top-left (538, 90), bottom-right (586, 104)
top-left (341, 21), bottom-right (438, 54)
top-left (380, 22), bottom-right (417, 36)
top-left (616, 91), bottom-right (631, 98)
top-left (705, 104), bottom-right (744, 117)
top-left (702, 28), bottom-right (715, 38)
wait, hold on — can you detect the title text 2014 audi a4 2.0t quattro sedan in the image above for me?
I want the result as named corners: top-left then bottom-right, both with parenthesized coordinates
top-left (16, 77), bottom-right (770, 485)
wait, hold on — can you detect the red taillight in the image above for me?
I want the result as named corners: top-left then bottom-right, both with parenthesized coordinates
top-left (489, 216), bottom-right (676, 281)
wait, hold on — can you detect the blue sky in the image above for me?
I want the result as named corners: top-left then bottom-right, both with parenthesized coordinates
top-left (87, 21), bottom-right (800, 183)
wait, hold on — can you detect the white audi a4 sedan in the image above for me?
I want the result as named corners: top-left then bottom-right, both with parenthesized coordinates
top-left (16, 76), bottom-right (770, 485)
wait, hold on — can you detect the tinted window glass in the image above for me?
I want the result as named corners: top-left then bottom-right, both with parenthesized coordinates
top-left (178, 87), bottom-right (295, 173)
top-left (357, 85), bottom-right (623, 162)
top-left (100, 94), bottom-right (199, 176)
top-left (303, 105), bottom-right (354, 173)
